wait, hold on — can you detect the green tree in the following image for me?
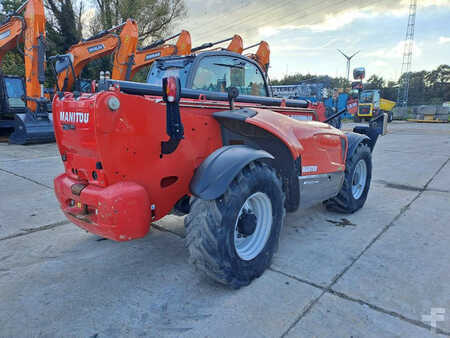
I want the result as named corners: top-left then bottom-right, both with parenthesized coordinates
top-left (365, 75), bottom-right (385, 90)
top-left (92, 0), bottom-right (186, 42)
top-left (1, 0), bottom-right (25, 76)
top-left (45, 0), bottom-right (83, 54)
top-left (0, 0), bottom-right (22, 18)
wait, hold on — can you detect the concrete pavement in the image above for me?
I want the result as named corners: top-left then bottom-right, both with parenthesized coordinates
top-left (0, 121), bottom-right (449, 337)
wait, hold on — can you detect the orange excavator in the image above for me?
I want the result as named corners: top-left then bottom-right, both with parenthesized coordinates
top-left (52, 32), bottom-right (245, 93)
top-left (189, 34), bottom-right (243, 54)
top-left (0, 0), bottom-right (54, 144)
top-left (56, 19), bottom-right (139, 92)
top-left (126, 30), bottom-right (192, 80)
top-left (129, 33), bottom-right (245, 81)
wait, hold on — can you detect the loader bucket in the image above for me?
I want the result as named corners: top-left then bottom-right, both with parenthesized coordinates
top-left (8, 112), bottom-right (55, 144)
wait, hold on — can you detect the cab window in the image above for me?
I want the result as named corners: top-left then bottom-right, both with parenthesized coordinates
top-left (192, 56), bottom-right (267, 96)
top-left (4, 77), bottom-right (25, 108)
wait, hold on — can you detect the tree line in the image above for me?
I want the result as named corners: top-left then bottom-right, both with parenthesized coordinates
top-left (271, 64), bottom-right (450, 105)
top-left (0, 0), bottom-right (186, 83)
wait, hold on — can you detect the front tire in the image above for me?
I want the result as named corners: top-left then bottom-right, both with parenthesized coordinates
top-left (324, 143), bottom-right (372, 213)
top-left (185, 162), bottom-right (285, 288)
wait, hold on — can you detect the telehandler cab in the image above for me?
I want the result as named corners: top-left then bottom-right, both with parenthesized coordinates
top-left (52, 41), bottom-right (386, 288)
top-left (0, 0), bottom-right (54, 144)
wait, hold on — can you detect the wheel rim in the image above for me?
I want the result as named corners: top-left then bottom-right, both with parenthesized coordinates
top-left (234, 192), bottom-right (273, 261)
top-left (352, 159), bottom-right (367, 199)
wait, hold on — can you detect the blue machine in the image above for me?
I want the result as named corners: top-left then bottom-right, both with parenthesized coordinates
top-left (324, 93), bottom-right (353, 119)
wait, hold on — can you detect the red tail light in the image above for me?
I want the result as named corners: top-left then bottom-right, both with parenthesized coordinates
top-left (163, 76), bottom-right (180, 103)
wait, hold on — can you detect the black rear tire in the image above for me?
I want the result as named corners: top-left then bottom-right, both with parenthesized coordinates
top-left (354, 115), bottom-right (361, 123)
top-left (324, 143), bottom-right (372, 213)
top-left (185, 161), bottom-right (285, 288)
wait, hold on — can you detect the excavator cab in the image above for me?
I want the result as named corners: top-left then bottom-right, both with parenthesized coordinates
top-left (0, 75), bottom-right (26, 129)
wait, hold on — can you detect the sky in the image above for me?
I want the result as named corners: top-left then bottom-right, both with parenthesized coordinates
top-left (173, 0), bottom-right (450, 81)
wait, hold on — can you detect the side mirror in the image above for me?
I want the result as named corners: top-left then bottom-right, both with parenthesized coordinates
top-left (227, 86), bottom-right (239, 110)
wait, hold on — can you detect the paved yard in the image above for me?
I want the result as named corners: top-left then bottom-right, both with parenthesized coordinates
top-left (0, 121), bottom-right (449, 337)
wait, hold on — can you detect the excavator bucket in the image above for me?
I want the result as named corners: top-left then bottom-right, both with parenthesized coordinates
top-left (226, 35), bottom-right (243, 54)
top-left (176, 30), bottom-right (192, 55)
top-left (244, 41), bottom-right (270, 73)
top-left (9, 112), bottom-right (54, 144)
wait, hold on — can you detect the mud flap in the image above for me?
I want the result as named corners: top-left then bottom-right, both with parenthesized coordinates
top-left (352, 113), bottom-right (387, 151)
top-left (8, 112), bottom-right (55, 145)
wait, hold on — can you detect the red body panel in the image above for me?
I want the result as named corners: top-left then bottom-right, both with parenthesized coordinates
top-left (54, 174), bottom-right (150, 240)
top-left (53, 88), bottom-right (346, 241)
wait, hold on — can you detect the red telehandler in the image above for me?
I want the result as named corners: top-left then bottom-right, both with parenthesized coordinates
top-left (0, 0), bottom-right (54, 144)
top-left (51, 39), bottom-right (386, 289)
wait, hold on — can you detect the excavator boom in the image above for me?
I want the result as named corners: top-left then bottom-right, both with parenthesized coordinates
top-left (57, 34), bottom-right (119, 91)
top-left (0, 16), bottom-right (25, 65)
top-left (111, 19), bottom-right (139, 80)
top-left (58, 19), bottom-right (138, 91)
top-left (23, 0), bottom-right (46, 106)
top-left (127, 30), bottom-right (191, 80)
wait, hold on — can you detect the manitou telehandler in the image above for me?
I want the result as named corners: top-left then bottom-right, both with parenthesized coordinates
top-left (0, 0), bottom-right (54, 144)
top-left (51, 40), bottom-right (386, 289)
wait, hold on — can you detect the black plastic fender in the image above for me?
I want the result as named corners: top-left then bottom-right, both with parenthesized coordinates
top-left (345, 132), bottom-right (371, 159)
top-left (190, 145), bottom-right (274, 200)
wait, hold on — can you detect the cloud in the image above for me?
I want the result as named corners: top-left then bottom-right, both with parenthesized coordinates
top-left (177, 0), bottom-right (406, 43)
top-left (178, 0), bottom-right (450, 43)
top-left (439, 36), bottom-right (450, 44)
top-left (365, 40), bottom-right (423, 59)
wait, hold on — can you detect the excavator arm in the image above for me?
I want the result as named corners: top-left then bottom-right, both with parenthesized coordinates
top-left (127, 30), bottom-right (191, 81)
top-left (58, 19), bottom-right (138, 91)
top-left (23, 0), bottom-right (46, 108)
top-left (110, 19), bottom-right (138, 80)
top-left (0, 16), bottom-right (25, 65)
top-left (57, 33), bottom-right (120, 91)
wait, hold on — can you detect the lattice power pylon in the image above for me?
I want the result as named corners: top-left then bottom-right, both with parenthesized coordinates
top-left (397, 0), bottom-right (417, 108)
